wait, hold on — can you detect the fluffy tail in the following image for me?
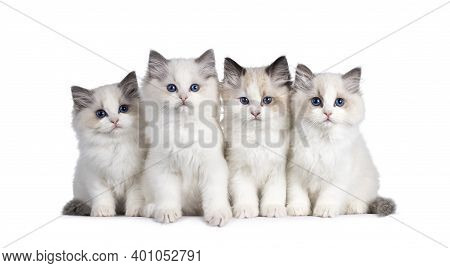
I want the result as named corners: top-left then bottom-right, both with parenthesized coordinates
top-left (62, 199), bottom-right (91, 216)
top-left (369, 197), bottom-right (396, 216)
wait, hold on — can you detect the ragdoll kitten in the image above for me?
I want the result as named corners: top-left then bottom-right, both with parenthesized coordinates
top-left (140, 49), bottom-right (232, 226)
top-left (221, 56), bottom-right (291, 218)
top-left (63, 72), bottom-right (144, 217)
top-left (286, 64), bottom-right (395, 217)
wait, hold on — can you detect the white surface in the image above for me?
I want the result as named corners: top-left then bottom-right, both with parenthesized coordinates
top-left (0, 0), bottom-right (449, 267)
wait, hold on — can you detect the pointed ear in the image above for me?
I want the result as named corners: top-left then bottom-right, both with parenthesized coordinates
top-left (119, 71), bottom-right (139, 100)
top-left (195, 49), bottom-right (217, 79)
top-left (293, 64), bottom-right (314, 91)
top-left (71, 86), bottom-right (93, 112)
top-left (265, 56), bottom-right (290, 86)
top-left (342, 67), bottom-right (361, 93)
top-left (146, 50), bottom-right (168, 81)
top-left (223, 57), bottom-right (246, 89)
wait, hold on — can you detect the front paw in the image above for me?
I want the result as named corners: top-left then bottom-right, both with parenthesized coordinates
top-left (313, 203), bottom-right (340, 218)
top-left (287, 203), bottom-right (311, 216)
top-left (153, 207), bottom-right (182, 223)
top-left (232, 204), bottom-right (259, 219)
top-left (260, 204), bottom-right (287, 217)
top-left (125, 205), bottom-right (142, 217)
top-left (346, 201), bottom-right (368, 215)
top-left (204, 207), bottom-right (232, 227)
top-left (91, 205), bottom-right (116, 217)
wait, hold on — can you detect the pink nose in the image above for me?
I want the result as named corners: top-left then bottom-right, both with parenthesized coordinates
top-left (179, 95), bottom-right (188, 102)
top-left (110, 118), bottom-right (119, 124)
top-left (324, 112), bottom-right (332, 117)
top-left (251, 111), bottom-right (261, 117)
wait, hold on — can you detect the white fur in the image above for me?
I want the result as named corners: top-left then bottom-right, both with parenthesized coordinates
top-left (222, 67), bottom-right (290, 218)
top-left (72, 84), bottom-right (144, 217)
top-left (140, 53), bottom-right (232, 226)
top-left (287, 71), bottom-right (379, 217)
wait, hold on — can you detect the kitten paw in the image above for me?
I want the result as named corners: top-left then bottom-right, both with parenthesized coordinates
top-left (153, 207), bottom-right (182, 223)
top-left (232, 205), bottom-right (259, 219)
top-left (91, 205), bottom-right (116, 217)
top-left (260, 204), bottom-right (287, 217)
top-left (346, 201), bottom-right (368, 215)
top-left (141, 203), bottom-right (156, 218)
top-left (204, 207), bottom-right (232, 227)
top-left (313, 204), bottom-right (340, 218)
top-left (287, 204), bottom-right (311, 216)
top-left (125, 205), bottom-right (142, 217)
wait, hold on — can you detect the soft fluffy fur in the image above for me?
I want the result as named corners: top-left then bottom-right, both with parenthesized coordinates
top-left (221, 57), bottom-right (291, 218)
top-left (140, 49), bottom-right (232, 226)
top-left (62, 199), bottom-right (91, 216)
top-left (287, 64), bottom-right (395, 217)
top-left (369, 196), bottom-right (396, 216)
top-left (63, 72), bottom-right (144, 217)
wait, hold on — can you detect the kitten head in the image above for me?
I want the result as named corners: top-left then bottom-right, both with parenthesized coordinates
top-left (291, 64), bottom-right (365, 130)
top-left (71, 71), bottom-right (140, 137)
top-left (221, 56), bottom-right (290, 128)
top-left (142, 49), bottom-right (219, 113)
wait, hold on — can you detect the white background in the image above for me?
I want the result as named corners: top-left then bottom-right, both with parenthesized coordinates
top-left (0, 0), bottom-right (449, 267)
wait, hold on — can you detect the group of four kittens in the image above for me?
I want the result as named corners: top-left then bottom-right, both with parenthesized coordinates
top-left (63, 49), bottom-right (395, 227)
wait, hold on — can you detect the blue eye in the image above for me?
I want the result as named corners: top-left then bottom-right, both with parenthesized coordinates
top-left (119, 105), bottom-right (129, 113)
top-left (240, 97), bottom-right (249, 105)
top-left (190, 84), bottom-right (200, 92)
top-left (311, 97), bottom-right (322, 106)
top-left (262, 96), bottom-right (272, 105)
top-left (335, 98), bottom-right (345, 107)
top-left (167, 84), bottom-right (177, 92)
top-left (96, 109), bottom-right (107, 118)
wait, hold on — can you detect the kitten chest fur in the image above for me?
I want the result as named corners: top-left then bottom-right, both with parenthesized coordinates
top-left (78, 133), bottom-right (142, 199)
top-left (147, 112), bottom-right (224, 214)
top-left (227, 128), bottom-right (288, 188)
top-left (291, 125), bottom-right (378, 203)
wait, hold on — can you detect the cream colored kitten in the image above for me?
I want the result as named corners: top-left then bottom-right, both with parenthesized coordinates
top-left (221, 57), bottom-right (291, 218)
top-left (287, 64), bottom-right (395, 217)
top-left (140, 49), bottom-right (232, 226)
top-left (63, 72), bottom-right (144, 217)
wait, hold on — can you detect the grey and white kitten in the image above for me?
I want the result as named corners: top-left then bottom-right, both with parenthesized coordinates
top-left (140, 49), bottom-right (232, 226)
top-left (63, 72), bottom-right (144, 217)
top-left (287, 64), bottom-right (395, 217)
top-left (221, 57), bottom-right (291, 218)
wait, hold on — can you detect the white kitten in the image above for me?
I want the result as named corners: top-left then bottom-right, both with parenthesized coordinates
top-left (140, 49), bottom-right (232, 226)
top-left (286, 64), bottom-right (395, 217)
top-left (221, 57), bottom-right (291, 218)
top-left (63, 72), bottom-right (144, 217)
